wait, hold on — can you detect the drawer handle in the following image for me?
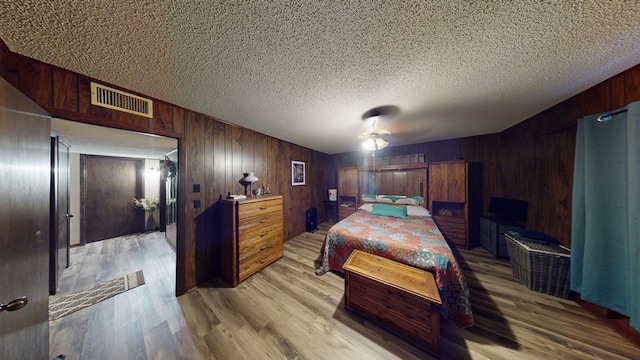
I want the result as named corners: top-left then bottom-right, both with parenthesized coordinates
top-left (259, 205), bottom-right (268, 210)
top-left (259, 218), bottom-right (267, 223)
top-left (260, 258), bottom-right (268, 264)
top-left (260, 231), bottom-right (268, 237)
top-left (260, 245), bottom-right (267, 251)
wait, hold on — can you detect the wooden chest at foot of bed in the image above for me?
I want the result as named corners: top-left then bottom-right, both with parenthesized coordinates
top-left (342, 250), bottom-right (442, 357)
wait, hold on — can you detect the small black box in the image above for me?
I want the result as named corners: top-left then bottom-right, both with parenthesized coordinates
top-left (306, 208), bottom-right (318, 232)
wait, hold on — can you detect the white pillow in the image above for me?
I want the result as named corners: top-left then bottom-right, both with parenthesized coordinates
top-left (395, 198), bottom-right (420, 205)
top-left (375, 197), bottom-right (393, 203)
top-left (359, 203), bottom-right (374, 211)
top-left (376, 194), bottom-right (407, 200)
top-left (406, 206), bottom-right (431, 217)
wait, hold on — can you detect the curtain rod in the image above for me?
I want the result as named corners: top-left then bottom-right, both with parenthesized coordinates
top-left (597, 108), bottom-right (627, 122)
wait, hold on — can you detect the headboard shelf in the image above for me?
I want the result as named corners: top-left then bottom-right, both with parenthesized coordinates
top-left (358, 162), bottom-right (428, 172)
top-left (356, 163), bottom-right (429, 208)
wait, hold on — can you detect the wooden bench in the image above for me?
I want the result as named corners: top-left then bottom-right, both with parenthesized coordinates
top-left (342, 250), bottom-right (442, 357)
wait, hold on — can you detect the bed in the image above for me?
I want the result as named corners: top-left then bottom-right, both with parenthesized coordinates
top-left (315, 202), bottom-right (474, 329)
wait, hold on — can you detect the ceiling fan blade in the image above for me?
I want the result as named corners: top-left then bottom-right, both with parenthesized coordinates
top-left (359, 128), bottom-right (391, 139)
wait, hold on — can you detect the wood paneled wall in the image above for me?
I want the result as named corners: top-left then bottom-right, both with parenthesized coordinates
top-left (333, 63), bottom-right (640, 249)
top-left (0, 39), bottom-right (332, 295)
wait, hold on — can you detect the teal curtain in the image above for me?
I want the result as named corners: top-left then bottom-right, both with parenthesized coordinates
top-left (571, 101), bottom-right (640, 332)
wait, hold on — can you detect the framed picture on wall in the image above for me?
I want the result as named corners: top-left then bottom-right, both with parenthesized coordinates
top-left (292, 160), bottom-right (305, 186)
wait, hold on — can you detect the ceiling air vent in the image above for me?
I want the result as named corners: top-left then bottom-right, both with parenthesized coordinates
top-left (90, 82), bottom-right (153, 118)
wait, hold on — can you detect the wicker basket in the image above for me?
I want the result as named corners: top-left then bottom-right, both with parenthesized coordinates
top-left (505, 231), bottom-right (572, 299)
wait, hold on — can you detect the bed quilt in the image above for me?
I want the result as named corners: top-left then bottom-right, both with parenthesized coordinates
top-left (315, 210), bottom-right (474, 328)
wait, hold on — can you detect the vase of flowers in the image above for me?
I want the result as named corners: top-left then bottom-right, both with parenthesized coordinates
top-left (133, 198), bottom-right (160, 231)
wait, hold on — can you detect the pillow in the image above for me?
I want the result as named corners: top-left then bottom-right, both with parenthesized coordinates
top-left (361, 196), bottom-right (377, 203)
top-left (412, 196), bottom-right (424, 203)
top-left (358, 203), bottom-right (374, 211)
top-left (395, 198), bottom-right (420, 205)
top-left (383, 195), bottom-right (405, 202)
top-left (371, 204), bottom-right (408, 219)
top-left (406, 206), bottom-right (431, 217)
top-left (375, 197), bottom-right (393, 203)
top-left (362, 194), bottom-right (376, 199)
top-left (377, 194), bottom-right (406, 200)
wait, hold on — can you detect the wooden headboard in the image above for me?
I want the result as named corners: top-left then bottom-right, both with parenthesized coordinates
top-left (357, 163), bottom-right (428, 208)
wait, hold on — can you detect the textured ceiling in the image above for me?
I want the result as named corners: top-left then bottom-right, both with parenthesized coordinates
top-left (3, 1), bottom-right (640, 154)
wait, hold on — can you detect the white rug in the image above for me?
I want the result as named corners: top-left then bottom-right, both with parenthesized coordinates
top-left (49, 270), bottom-right (145, 321)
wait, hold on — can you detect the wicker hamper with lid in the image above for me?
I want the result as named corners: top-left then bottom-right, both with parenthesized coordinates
top-left (505, 231), bottom-right (572, 299)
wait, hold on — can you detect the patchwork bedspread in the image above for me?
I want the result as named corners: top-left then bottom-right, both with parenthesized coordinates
top-left (315, 210), bottom-right (474, 328)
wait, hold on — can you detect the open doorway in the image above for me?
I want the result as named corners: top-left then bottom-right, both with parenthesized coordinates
top-left (49, 118), bottom-right (180, 356)
top-left (51, 118), bottom-right (178, 247)
top-left (50, 118), bottom-right (178, 294)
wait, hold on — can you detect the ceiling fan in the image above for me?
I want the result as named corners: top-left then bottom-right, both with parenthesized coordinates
top-left (359, 105), bottom-right (398, 151)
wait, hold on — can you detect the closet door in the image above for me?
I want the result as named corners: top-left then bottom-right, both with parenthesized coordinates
top-left (446, 162), bottom-right (467, 202)
top-left (428, 163), bottom-right (448, 204)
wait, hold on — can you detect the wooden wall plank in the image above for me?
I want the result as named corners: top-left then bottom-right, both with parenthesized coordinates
top-left (0, 40), bottom-right (7, 79)
top-left (172, 106), bottom-right (185, 135)
top-left (151, 101), bottom-right (173, 132)
top-left (230, 126), bottom-right (244, 195)
top-left (7, 54), bottom-right (52, 107)
top-left (52, 68), bottom-right (78, 112)
top-left (183, 110), bottom-right (202, 290)
top-left (624, 65), bottom-right (640, 104)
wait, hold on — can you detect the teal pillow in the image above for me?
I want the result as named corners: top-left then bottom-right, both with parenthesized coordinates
top-left (383, 195), bottom-right (404, 202)
top-left (412, 196), bottom-right (424, 203)
top-left (362, 194), bottom-right (376, 199)
top-left (371, 204), bottom-right (408, 219)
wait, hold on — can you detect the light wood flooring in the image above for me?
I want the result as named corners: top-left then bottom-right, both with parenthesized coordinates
top-left (49, 223), bottom-right (640, 359)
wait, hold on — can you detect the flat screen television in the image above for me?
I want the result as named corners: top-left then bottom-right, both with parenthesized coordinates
top-left (487, 197), bottom-right (528, 222)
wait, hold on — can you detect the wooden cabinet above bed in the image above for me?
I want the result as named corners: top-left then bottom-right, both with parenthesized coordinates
top-left (338, 167), bottom-right (358, 220)
top-left (429, 161), bottom-right (481, 249)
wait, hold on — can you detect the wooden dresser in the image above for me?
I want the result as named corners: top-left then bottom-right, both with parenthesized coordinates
top-left (343, 250), bottom-right (442, 357)
top-left (219, 195), bottom-right (284, 287)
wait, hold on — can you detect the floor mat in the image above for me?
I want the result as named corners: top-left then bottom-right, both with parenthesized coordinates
top-left (49, 270), bottom-right (145, 321)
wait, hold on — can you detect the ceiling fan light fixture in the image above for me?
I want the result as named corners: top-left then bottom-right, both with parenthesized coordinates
top-left (359, 105), bottom-right (396, 151)
top-left (362, 136), bottom-right (388, 151)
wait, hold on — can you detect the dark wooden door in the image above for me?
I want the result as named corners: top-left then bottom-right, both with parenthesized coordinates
top-left (447, 161), bottom-right (467, 203)
top-left (50, 137), bottom-right (71, 295)
top-left (0, 78), bottom-right (50, 359)
top-left (81, 155), bottom-right (144, 243)
top-left (428, 163), bottom-right (447, 203)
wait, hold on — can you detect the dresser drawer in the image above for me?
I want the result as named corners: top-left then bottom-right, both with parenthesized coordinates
top-left (238, 199), bottom-right (282, 219)
top-left (434, 217), bottom-right (466, 246)
top-left (338, 207), bottom-right (355, 220)
top-left (239, 214), bottom-right (282, 235)
top-left (239, 244), bottom-right (283, 281)
top-left (238, 230), bottom-right (282, 262)
top-left (239, 222), bottom-right (282, 245)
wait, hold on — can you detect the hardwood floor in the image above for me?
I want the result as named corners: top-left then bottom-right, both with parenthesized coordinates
top-left (49, 223), bottom-right (640, 359)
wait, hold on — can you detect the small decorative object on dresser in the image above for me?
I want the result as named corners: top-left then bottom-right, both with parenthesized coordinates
top-left (239, 172), bottom-right (259, 196)
top-left (291, 160), bottom-right (305, 186)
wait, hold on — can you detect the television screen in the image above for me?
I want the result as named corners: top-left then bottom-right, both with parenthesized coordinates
top-left (487, 197), bottom-right (528, 222)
